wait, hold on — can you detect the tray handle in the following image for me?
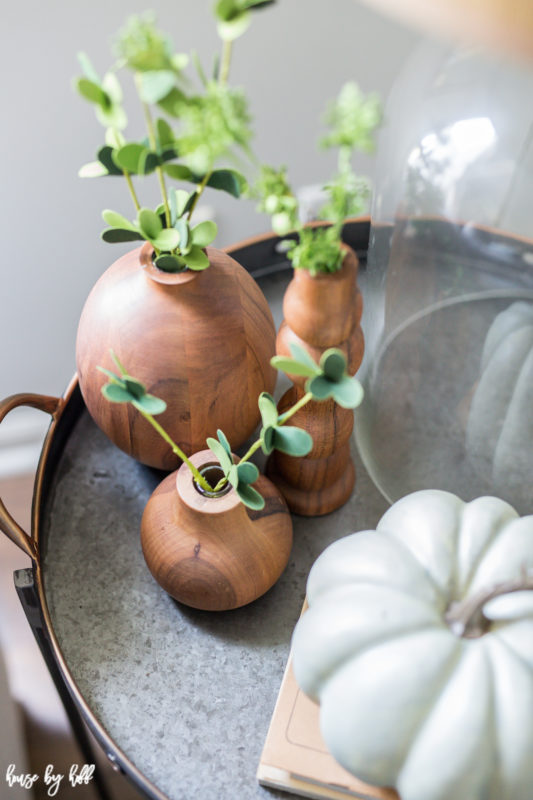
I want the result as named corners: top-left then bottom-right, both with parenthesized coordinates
top-left (0, 393), bottom-right (63, 561)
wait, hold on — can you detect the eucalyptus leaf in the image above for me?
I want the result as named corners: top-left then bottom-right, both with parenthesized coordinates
top-left (216, 429), bottom-right (232, 456)
top-left (206, 168), bottom-right (246, 198)
top-left (321, 349), bottom-right (347, 382)
top-left (214, 0), bottom-right (237, 21)
top-left (191, 220), bottom-right (217, 248)
top-left (331, 378), bottom-right (364, 409)
top-left (174, 189), bottom-right (193, 217)
top-left (102, 209), bottom-right (137, 230)
top-left (270, 356), bottom-right (317, 378)
top-left (138, 208), bottom-right (163, 239)
top-left (168, 189), bottom-right (178, 225)
top-left (157, 86), bottom-right (187, 117)
top-left (113, 143), bottom-right (147, 174)
top-left (273, 426), bottom-right (313, 456)
top-left (97, 366), bottom-right (123, 383)
top-left (102, 383), bottom-right (132, 403)
top-left (101, 227), bottom-right (145, 243)
top-left (76, 78), bottom-right (107, 107)
top-left (242, 0), bottom-right (275, 8)
top-left (156, 118), bottom-right (175, 148)
top-left (154, 254), bottom-right (186, 272)
top-left (79, 161), bottom-right (108, 178)
top-left (289, 342), bottom-right (321, 372)
top-left (182, 192), bottom-right (197, 216)
top-left (175, 218), bottom-right (189, 250)
top-left (307, 375), bottom-right (333, 401)
top-left (151, 227), bottom-right (180, 251)
top-left (159, 147), bottom-right (179, 163)
top-left (132, 395), bottom-right (167, 415)
top-left (236, 483), bottom-right (264, 510)
top-left (139, 70), bottom-right (175, 104)
top-left (138, 150), bottom-right (161, 175)
top-left (184, 246), bottom-right (210, 270)
top-left (237, 461), bottom-right (259, 485)
top-left (123, 377), bottom-right (146, 399)
top-left (227, 464), bottom-right (239, 489)
top-left (102, 72), bottom-right (123, 104)
top-left (207, 437), bottom-right (232, 471)
top-left (162, 164), bottom-right (194, 181)
top-left (261, 426), bottom-right (275, 455)
top-left (217, 11), bottom-right (251, 40)
top-left (258, 392), bottom-right (278, 427)
top-left (97, 146), bottom-right (123, 176)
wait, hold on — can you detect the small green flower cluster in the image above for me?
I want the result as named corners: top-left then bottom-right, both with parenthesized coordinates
top-left (255, 82), bottom-right (381, 276)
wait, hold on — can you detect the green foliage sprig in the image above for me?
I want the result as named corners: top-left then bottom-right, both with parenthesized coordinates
top-left (75, 7), bottom-right (270, 273)
top-left (98, 343), bottom-right (363, 510)
top-left (255, 82), bottom-right (381, 276)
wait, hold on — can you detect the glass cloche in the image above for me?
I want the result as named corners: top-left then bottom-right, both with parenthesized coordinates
top-left (357, 42), bottom-right (533, 514)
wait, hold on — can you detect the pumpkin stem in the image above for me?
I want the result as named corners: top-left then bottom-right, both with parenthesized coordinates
top-left (445, 566), bottom-right (533, 638)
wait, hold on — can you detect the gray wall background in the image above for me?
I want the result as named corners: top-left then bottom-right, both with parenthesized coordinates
top-left (0, 0), bottom-right (418, 404)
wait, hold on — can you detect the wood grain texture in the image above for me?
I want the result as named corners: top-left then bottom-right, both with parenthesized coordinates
top-left (280, 246), bottom-right (361, 347)
top-left (269, 247), bottom-right (363, 516)
top-left (140, 450), bottom-right (293, 611)
top-left (76, 244), bottom-right (276, 470)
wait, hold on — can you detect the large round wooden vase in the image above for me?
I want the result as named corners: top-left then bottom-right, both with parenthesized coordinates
top-left (140, 450), bottom-right (293, 611)
top-left (268, 246), bottom-right (364, 515)
top-left (76, 243), bottom-right (276, 470)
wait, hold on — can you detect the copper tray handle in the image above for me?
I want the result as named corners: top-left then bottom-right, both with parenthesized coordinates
top-left (0, 393), bottom-right (63, 561)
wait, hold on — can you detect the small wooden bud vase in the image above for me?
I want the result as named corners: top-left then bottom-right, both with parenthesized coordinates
top-left (140, 450), bottom-right (293, 611)
top-left (269, 246), bottom-right (364, 516)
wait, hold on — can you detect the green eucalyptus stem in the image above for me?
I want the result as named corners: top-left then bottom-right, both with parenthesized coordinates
top-left (140, 91), bottom-right (157, 148)
top-left (156, 166), bottom-right (172, 228)
top-left (137, 408), bottom-right (213, 493)
top-left (237, 436), bottom-right (264, 466)
top-left (278, 391), bottom-right (314, 424)
top-left (187, 170), bottom-right (211, 221)
top-left (338, 144), bottom-right (352, 174)
top-left (212, 391), bottom-right (315, 493)
top-left (137, 76), bottom-right (172, 228)
top-left (212, 436), bottom-right (263, 493)
top-left (186, 37), bottom-right (232, 223)
top-left (124, 170), bottom-right (141, 212)
top-left (219, 38), bottom-right (233, 85)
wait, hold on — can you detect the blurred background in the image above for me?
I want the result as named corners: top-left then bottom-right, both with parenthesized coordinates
top-left (0, 1), bottom-right (420, 797)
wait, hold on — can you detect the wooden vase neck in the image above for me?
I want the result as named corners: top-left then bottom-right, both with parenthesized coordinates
top-left (176, 449), bottom-right (242, 519)
top-left (139, 241), bottom-right (199, 286)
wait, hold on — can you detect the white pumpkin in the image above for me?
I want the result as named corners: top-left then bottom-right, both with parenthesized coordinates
top-left (292, 489), bottom-right (533, 800)
top-left (466, 300), bottom-right (533, 514)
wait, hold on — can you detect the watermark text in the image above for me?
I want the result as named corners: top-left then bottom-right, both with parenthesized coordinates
top-left (6, 764), bottom-right (95, 796)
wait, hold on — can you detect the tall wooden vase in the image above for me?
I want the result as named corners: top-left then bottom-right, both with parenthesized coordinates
top-left (268, 246), bottom-right (364, 516)
top-left (76, 243), bottom-right (276, 470)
